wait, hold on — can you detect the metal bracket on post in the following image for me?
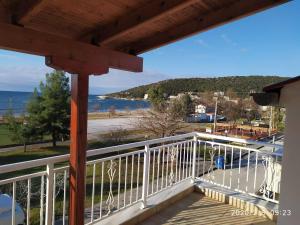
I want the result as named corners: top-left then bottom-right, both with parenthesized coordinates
top-left (192, 136), bottom-right (197, 183)
top-left (141, 144), bottom-right (150, 209)
top-left (45, 163), bottom-right (54, 225)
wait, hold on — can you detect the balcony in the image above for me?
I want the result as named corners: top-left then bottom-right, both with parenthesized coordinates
top-left (0, 132), bottom-right (282, 225)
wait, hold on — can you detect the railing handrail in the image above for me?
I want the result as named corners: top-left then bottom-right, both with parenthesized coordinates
top-left (0, 132), bottom-right (196, 174)
top-left (0, 132), bottom-right (282, 175)
top-left (196, 132), bottom-right (282, 149)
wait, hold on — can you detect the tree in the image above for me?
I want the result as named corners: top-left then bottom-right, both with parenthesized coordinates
top-left (108, 105), bottom-right (116, 118)
top-left (222, 101), bottom-right (242, 125)
top-left (147, 85), bottom-right (166, 109)
top-left (93, 103), bottom-right (101, 112)
top-left (180, 94), bottom-right (193, 117)
top-left (136, 104), bottom-right (185, 138)
top-left (26, 88), bottom-right (44, 140)
top-left (4, 104), bottom-right (33, 152)
top-left (34, 70), bottom-right (70, 147)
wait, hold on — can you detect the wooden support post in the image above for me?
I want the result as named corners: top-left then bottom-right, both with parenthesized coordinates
top-left (69, 74), bottom-right (89, 225)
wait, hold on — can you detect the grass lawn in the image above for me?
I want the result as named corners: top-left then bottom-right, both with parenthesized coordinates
top-left (0, 123), bottom-right (53, 147)
top-left (0, 123), bottom-right (14, 145)
top-left (0, 145), bottom-right (70, 165)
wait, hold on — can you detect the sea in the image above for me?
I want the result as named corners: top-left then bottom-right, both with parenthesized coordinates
top-left (0, 91), bottom-right (150, 116)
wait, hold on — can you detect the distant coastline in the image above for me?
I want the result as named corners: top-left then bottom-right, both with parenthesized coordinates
top-left (0, 90), bottom-right (150, 116)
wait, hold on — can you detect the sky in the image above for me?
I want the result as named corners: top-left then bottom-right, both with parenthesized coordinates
top-left (0, 1), bottom-right (299, 95)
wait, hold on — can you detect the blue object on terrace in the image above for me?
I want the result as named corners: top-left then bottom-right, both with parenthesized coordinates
top-left (215, 156), bottom-right (225, 169)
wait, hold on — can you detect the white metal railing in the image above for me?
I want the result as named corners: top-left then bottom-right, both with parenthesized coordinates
top-left (194, 133), bottom-right (282, 204)
top-left (0, 132), bottom-right (282, 225)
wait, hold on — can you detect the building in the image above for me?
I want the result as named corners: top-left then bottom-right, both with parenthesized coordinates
top-left (252, 76), bottom-right (300, 225)
top-left (195, 104), bottom-right (206, 114)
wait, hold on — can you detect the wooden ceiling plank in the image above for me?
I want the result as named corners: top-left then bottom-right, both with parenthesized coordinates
top-left (126, 0), bottom-right (290, 54)
top-left (0, 22), bottom-right (143, 73)
top-left (16, 0), bottom-right (48, 24)
top-left (83, 0), bottom-right (200, 45)
top-left (0, 6), bottom-right (11, 23)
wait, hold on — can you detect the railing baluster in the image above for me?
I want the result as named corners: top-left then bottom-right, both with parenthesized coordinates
top-left (40, 176), bottom-right (44, 225)
top-left (12, 181), bottom-right (16, 225)
top-left (246, 149), bottom-right (250, 192)
top-left (130, 154), bottom-right (134, 204)
top-left (238, 149), bottom-right (242, 190)
top-left (166, 146), bottom-right (169, 187)
top-left (197, 140), bottom-right (201, 177)
top-left (63, 170), bottom-right (67, 225)
top-left (192, 136), bottom-right (197, 182)
top-left (254, 152), bottom-right (258, 192)
top-left (100, 162), bottom-right (104, 218)
top-left (178, 143), bottom-right (182, 181)
top-left (223, 146), bottom-right (226, 186)
top-left (189, 141), bottom-right (193, 177)
top-left (91, 163), bottom-right (96, 222)
top-left (141, 144), bottom-right (150, 208)
top-left (45, 163), bottom-right (54, 225)
top-left (117, 157), bottom-right (121, 209)
top-left (175, 144), bottom-right (179, 182)
top-left (156, 148), bottom-right (161, 192)
top-left (182, 142), bottom-right (186, 179)
top-left (152, 149), bottom-right (156, 194)
top-left (124, 156), bottom-right (128, 206)
top-left (185, 142), bottom-right (189, 179)
top-left (161, 146), bottom-right (165, 189)
top-left (230, 147), bottom-right (233, 188)
top-left (52, 172), bottom-right (56, 225)
top-left (136, 153), bottom-right (140, 202)
top-left (27, 178), bottom-right (31, 225)
top-left (203, 142), bottom-right (207, 176)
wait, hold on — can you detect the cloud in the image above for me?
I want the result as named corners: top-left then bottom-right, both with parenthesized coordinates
top-left (221, 34), bottom-right (249, 53)
top-left (0, 53), bottom-right (21, 60)
top-left (195, 39), bottom-right (209, 47)
top-left (0, 64), bottom-right (52, 91)
top-left (221, 34), bottom-right (238, 46)
top-left (0, 62), bottom-right (172, 94)
top-left (89, 69), bottom-right (171, 94)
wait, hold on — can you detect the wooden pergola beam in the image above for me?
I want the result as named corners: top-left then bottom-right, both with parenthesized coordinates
top-left (45, 56), bottom-right (109, 75)
top-left (0, 22), bottom-right (143, 74)
top-left (82, 0), bottom-right (199, 45)
top-left (122, 0), bottom-right (289, 54)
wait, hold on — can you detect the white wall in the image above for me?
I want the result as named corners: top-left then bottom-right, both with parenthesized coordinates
top-left (278, 80), bottom-right (300, 225)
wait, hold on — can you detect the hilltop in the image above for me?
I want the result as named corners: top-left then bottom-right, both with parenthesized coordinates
top-left (109, 76), bottom-right (289, 99)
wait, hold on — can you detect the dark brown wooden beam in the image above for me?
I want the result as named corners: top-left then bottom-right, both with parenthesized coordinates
top-left (81, 0), bottom-right (200, 45)
top-left (69, 73), bottom-right (89, 225)
top-left (0, 22), bottom-right (143, 73)
top-left (121, 0), bottom-right (290, 54)
top-left (45, 56), bottom-right (109, 75)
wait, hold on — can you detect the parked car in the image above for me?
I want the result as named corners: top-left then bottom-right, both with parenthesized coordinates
top-left (0, 194), bottom-right (25, 225)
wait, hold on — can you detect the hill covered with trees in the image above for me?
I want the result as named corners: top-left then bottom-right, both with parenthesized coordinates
top-left (110, 76), bottom-right (289, 99)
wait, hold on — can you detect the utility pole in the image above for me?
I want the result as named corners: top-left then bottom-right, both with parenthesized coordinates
top-left (269, 106), bottom-right (273, 136)
top-left (213, 96), bottom-right (218, 133)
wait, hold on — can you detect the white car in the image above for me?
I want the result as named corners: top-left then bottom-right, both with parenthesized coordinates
top-left (0, 194), bottom-right (25, 225)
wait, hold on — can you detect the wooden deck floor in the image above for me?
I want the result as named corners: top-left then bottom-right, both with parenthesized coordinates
top-left (140, 193), bottom-right (275, 225)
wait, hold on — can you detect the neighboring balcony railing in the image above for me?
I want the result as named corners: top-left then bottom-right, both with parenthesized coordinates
top-left (0, 132), bottom-right (282, 225)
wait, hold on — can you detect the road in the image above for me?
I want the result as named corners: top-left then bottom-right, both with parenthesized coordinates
top-left (87, 117), bottom-right (139, 139)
